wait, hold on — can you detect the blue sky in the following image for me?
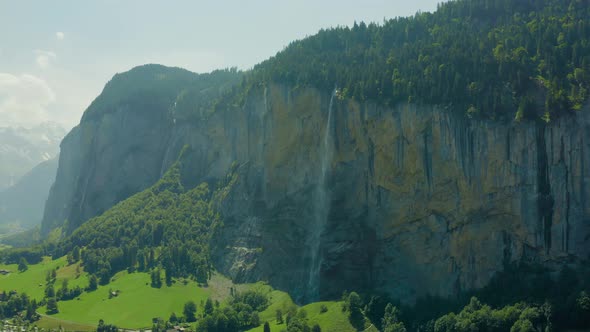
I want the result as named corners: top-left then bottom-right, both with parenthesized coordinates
top-left (0, 0), bottom-right (440, 129)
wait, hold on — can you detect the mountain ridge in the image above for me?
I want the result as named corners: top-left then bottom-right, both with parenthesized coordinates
top-left (0, 157), bottom-right (58, 232)
top-left (0, 122), bottom-right (65, 190)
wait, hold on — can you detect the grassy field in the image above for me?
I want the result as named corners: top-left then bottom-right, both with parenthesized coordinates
top-left (244, 286), bottom-right (356, 332)
top-left (2, 256), bottom-right (356, 331)
top-left (0, 256), bottom-right (74, 300)
top-left (241, 282), bottom-right (297, 324)
top-left (47, 270), bottom-right (212, 329)
top-left (301, 301), bottom-right (357, 332)
top-left (246, 300), bottom-right (356, 332)
top-left (35, 315), bottom-right (96, 331)
top-left (1, 256), bottom-right (215, 329)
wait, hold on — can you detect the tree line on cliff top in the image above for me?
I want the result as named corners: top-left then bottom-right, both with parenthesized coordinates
top-left (244, 0), bottom-right (590, 122)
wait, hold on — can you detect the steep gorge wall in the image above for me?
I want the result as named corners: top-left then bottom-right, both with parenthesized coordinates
top-left (42, 82), bottom-right (590, 303)
top-left (212, 84), bottom-right (590, 303)
top-left (42, 103), bottom-right (174, 233)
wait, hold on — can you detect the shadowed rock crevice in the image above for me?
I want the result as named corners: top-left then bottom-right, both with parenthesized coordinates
top-left (536, 124), bottom-right (554, 253)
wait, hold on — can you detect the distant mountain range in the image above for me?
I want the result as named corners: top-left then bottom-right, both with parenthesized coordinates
top-left (0, 157), bottom-right (58, 232)
top-left (0, 122), bottom-right (65, 190)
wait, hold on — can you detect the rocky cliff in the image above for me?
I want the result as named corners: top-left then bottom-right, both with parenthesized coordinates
top-left (210, 84), bottom-right (590, 303)
top-left (42, 67), bottom-right (590, 303)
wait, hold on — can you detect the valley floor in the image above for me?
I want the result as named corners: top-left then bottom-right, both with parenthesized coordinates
top-left (0, 256), bottom-right (356, 331)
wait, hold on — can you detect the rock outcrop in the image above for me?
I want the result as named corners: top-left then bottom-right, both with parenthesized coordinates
top-left (42, 67), bottom-right (590, 303)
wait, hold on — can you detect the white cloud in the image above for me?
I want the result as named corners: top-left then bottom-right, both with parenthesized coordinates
top-left (0, 73), bottom-right (56, 128)
top-left (34, 50), bottom-right (56, 69)
top-left (56, 32), bottom-right (65, 40)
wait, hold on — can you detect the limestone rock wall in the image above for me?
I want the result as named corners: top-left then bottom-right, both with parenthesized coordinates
top-left (210, 84), bottom-right (590, 302)
top-left (42, 82), bottom-right (590, 303)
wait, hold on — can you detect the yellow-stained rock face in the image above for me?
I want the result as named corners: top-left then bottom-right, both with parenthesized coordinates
top-left (43, 80), bottom-right (590, 304)
top-left (214, 84), bottom-right (590, 303)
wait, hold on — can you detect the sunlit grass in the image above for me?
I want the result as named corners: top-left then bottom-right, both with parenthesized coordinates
top-left (0, 256), bottom-right (68, 300)
top-left (2, 257), bottom-right (355, 331)
top-left (34, 315), bottom-right (95, 331)
top-left (48, 270), bottom-right (211, 329)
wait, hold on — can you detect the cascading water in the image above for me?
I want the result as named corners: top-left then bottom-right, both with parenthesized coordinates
top-left (263, 86), bottom-right (268, 115)
top-left (307, 87), bottom-right (337, 301)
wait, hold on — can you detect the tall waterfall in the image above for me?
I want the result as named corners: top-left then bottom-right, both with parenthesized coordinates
top-left (307, 87), bottom-right (337, 301)
top-left (263, 86), bottom-right (268, 114)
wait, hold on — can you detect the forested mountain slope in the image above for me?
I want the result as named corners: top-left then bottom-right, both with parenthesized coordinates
top-left (41, 65), bottom-right (242, 234)
top-left (249, 0), bottom-right (590, 121)
top-left (52, 147), bottom-right (234, 286)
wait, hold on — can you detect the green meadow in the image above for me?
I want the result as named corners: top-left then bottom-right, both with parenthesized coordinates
top-left (0, 256), bottom-right (86, 300)
top-left (48, 271), bottom-right (212, 329)
top-left (35, 315), bottom-right (95, 332)
top-left (2, 256), bottom-right (358, 331)
top-left (1, 256), bottom-right (211, 329)
top-left (246, 300), bottom-right (357, 332)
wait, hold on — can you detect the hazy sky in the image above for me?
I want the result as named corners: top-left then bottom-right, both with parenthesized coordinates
top-left (0, 0), bottom-right (440, 130)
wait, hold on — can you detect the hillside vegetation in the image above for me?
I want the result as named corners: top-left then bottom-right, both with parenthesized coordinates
top-left (82, 65), bottom-right (242, 122)
top-left (246, 0), bottom-right (590, 121)
top-left (1, 257), bottom-right (360, 332)
top-left (52, 147), bottom-right (238, 286)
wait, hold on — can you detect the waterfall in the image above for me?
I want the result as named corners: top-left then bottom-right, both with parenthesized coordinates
top-left (260, 85), bottom-right (269, 200)
top-left (263, 86), bottom-right (268, 115)
top-left (307, 87), bottom-right (337, 301)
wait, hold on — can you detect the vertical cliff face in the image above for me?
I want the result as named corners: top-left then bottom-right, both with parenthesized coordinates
top-left (41, 102), bottom-right (174, 234)
top-left (209, 84), bottom-right (590, 303)
top-left (42, 64), bottom-right (236, 234)
top-left (42, 78), bottom-right (590, 303)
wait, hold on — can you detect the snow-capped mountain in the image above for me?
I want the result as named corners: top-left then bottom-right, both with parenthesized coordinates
top-left (0, 122), bottom-right (65, 190)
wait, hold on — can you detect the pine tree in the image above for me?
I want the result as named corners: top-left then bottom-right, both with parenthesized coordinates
top-left (18, 258), bottom-right (28, 272)
top-left (382, 303), bottom-right (407, 332)
top-left (45, 284), bottom-right (55, 298)
top-left (88, 275), bottom-right (98, 291)
top-left (204, 298), bottom-right (214, 316)
top-left (347, 292), bottom-right (364, 330)
top-left (183, 301), bottom-right (197, 322)
top-left (46, 297), bottom-right (59, 314)
top-left (72, 246), bottom-right (81, 262)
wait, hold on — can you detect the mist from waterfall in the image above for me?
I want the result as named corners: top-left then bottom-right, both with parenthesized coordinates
top-left (307, 87), bottom-right (336, 301)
